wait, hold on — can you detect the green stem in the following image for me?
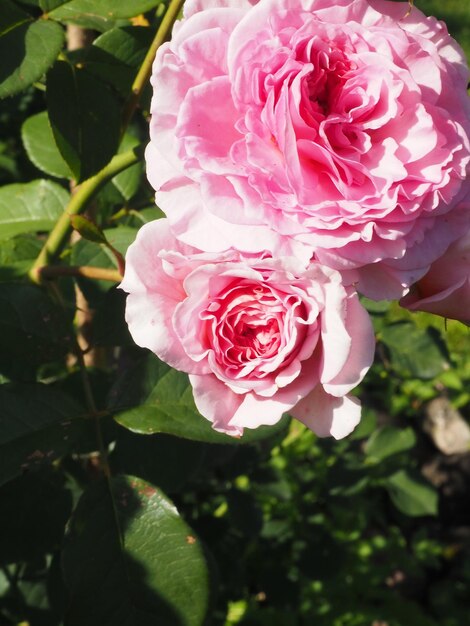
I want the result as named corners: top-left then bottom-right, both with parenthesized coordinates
top-left (121, 0), bottom-right (184, 129)
top-left (40, 265), bottom-right (123, 283)
top-left (29, 145), bottom-right (143, 284)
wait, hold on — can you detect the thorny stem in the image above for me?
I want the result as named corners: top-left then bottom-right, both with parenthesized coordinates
top-left (72, 335), bottom-right (111, 478)
top-left (29, 146), bottom-right (143, 284)
top-left (44, 274), bottom-right (111, 474)
top-left (40, 265), bottom-right (123, 283)
top-left (121, 0), bottom-right (185, 130)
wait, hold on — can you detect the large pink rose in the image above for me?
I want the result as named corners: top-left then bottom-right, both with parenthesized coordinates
top-left (146, 0), bottom-right (470, 299)
top-left (400, 229), bottom-right (470, 324)
top-left (120, 219), bottom-right (375, 438)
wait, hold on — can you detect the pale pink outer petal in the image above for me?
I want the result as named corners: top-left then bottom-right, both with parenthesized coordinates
top-left (291, 386), bottom-right (362, 440)
top-left (230, 393), bottom-right (290, 429)
top-left (228, 357), bottom-right (321, 429)
top-left (318, 277), bottom-right (351, 383)
top-left (400, 278), bottom-right (470, 324)
top-left (189, 373), bottom-right (244, 436)
top-left (343, 263), bottom-right (429, 300)
top-left (344, 205), bottom-right (470, 300)
top-left (189, 348), bottom-right (324, 433)
top-left (120, 219), bottom-right (203, 374)
top-left (119, 219), bottom-right (183, 295)
top-left (322, 290), bottom-right (375, 397)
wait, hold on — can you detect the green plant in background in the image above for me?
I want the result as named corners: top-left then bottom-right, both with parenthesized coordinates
top-left (0, 1), bottom-right (469, 625)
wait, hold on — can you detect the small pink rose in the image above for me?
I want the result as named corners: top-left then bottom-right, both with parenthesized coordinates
top-left (120, 219), bottom-right (375, 438)
top-left (146, 0), bottom-right (470, 299)
top-left (400, 229), bottom-right (470, 324)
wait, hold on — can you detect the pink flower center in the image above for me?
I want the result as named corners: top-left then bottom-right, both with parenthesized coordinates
top-left (200, 280), bottom-right (308, 379)
top-left (304, 44), bottom-right (353, 119)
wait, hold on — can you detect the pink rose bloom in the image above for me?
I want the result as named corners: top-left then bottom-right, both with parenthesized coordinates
top-left (400, 229), bottom-right (470, 324)
top-left (146, 0), bottom-right (470, 299)
top-left (120, 219), bottom-right (375, 438)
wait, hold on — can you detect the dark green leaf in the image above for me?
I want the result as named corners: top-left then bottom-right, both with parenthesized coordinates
top-left (365, 426), bottom-right (416, 463)
top-left (50, 0), bottom-right (163, 21)
top-left (111, 431), bottom-right (206, 493)
top-left (0, 235), bottom-right (42, 281)
top-left (15, 0), bottom-right (42, 6)
top-left (93, 286), bottom-right (133, 346)
top-left (385, 469), bottom-right (438, 517)
top-left (0, 283), bottom-right (73, 379)
top-left (0, 383), bottom-right (84, 446)
top-left (84, 26), bottom-right (155, 97)
top-left (380, 321), bottom-right (449, 379)
top-left (0, 383), bottom-right (86, 486)
top-left (0, 0), bottom-right (30, 37)
top-left (21, 110), bottom-right (72, 178)
top-left (0, 18), bottom-right (64, 99)
top-left (0, 179), bottom-right (69, 240)
top-left (0, 469), bottom-right (73, 564)
top-left (46, 60), bottom-right (121, 182)
top-left (62, 475), bottom-right (210, 626)
top-left (40, 0), bottom-right (70, 10)
top-left (111, 352), bottom-right (291, 445)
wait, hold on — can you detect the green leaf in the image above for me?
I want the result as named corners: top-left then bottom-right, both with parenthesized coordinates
top-left (21, 110), bottom-right (72, 178)
top-left (0, 383), bottom-right (86, 487)
top-left (0, 383), bottom-right (84, 445)
top-left (365, 426), bottom-right (416, 463)
top-left (380, 321), bottom-right (449, 380)
top-left (93, 25), bottom-right (155, 66)
top-left (69, 216), bottom-right (125, 271)
top-left (62, 475), bottom-right (211, 626)
top-left (84, 26), bottom-right (155, 97)
top-left (71, 226), bottom-right (136, 266)
top-left (385, 469), bottom-right (438, 517)
top-left (111, 352), bottom-right (291, 445)
top-left (46, 60), bottom-right (121, 182)
top-left (0, 283), bottom-right (73, 379)
top-left (0, 235), bottom-right (42, 281)
top-left (70, 214), bottom-right (107, 244)
top-left (0, 179), bottom-right (69, 240)
top-left (112, 133), bottom-right (144, 201)
top-left (0, 18), bottom-right (64, 99)
top-left (49, 0), bottom-right (163, 21)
